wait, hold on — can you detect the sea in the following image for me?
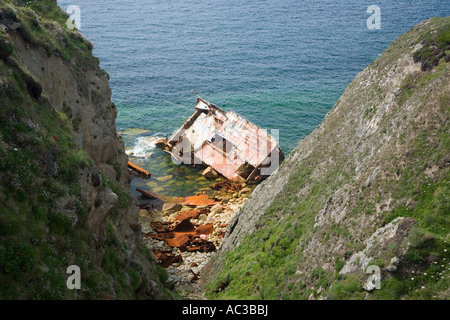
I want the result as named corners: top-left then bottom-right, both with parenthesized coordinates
top-left (56, 0), bottom-right (450, 197)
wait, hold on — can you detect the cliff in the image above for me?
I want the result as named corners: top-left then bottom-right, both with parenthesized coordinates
top-left (0, 0), bottom-right (173, 299)
top-left (203, 17), bottom-right (450, 300)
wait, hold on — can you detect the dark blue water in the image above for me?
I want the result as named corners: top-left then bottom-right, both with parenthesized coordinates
top-left (56, 0), bottom-right (449, 196)
top-left (56, 0), bottom-right (449, 153)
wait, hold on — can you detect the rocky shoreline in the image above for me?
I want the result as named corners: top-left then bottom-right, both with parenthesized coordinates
top-left (139, 185), bottom-right (253, 299)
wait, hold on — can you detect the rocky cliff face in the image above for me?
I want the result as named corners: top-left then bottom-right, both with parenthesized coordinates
top-left (9, 28), bottom-right (130, 188)
top-left (0, 0), bottom-right (172, 299)
top-left (204, 17), bottom-right (450, 300)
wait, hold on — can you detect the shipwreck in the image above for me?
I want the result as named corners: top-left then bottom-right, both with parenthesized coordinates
top-left (161, 95), bottom-right (284, 183)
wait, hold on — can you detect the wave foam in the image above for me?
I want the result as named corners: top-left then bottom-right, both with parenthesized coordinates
top-left (126, 136), bottom-right (161, 158)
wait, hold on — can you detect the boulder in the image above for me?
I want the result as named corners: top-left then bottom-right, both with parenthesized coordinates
top-left (386, 256), bottom-right (400, 272)
top-left (239, 187), bottom-right (252, 197)
top-left (156, 175), bottom-right (172, 182)
top-left (162, 202), bottom-right (182, 213)
top-left (210, 204), bottom-right (223, 214)
top-left (206, 212), bottom-right (215, 223)
top-left (151, 211), bottom-right (167, 223)
top-left (232, 175), bottom-right (246, 183)
top-left (191, 266), bottom-right (199, 275)
top-left (198, 214), bottom-right (208, 225)
top-left (155, 137), bottom-right (167, 148)
top-left (175, 209), bottom-right (201, 221)
top-left (202, 167), bottom-right (219, 179)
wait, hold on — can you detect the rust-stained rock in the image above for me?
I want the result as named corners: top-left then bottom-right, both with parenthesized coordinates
top-left (149, 232), bottom-right (174, 242)
top-left (180, 238), bottom-right (216, 252)
top-left (148, 216), bottom-right (218, 252)
top-left (195, 223), bottom-right (214, 236)
top-left (202, 166), bottom-right (219, 179)
top-left (137, 188), bottom-right (220, 207)
top-left (152, 249), bottom-right (183, 268)
top-left (173, 219), bottom-right (196, 233)
top-left (183, 194), bottom-right (219, 206)
top-left (150, 222), bottom-right (172, 233)
top-left (175, 209), bottom-right (202, 221)
top-left (166, 233), bottom-right (191, 247)
top-left (148, 222), bottom-right (175, 241)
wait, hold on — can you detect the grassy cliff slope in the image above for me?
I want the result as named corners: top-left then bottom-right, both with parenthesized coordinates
top-left (204, 17), bottom-right (450, 300)
top-left (0, 0), bottom-right (173, 299)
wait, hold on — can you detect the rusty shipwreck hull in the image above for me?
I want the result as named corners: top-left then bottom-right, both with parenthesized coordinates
top-left (165, 97), bottom-right (284, 183)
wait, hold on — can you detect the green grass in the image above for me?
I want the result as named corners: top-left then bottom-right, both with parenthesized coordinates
top-left (413, 19), bottom-right (450, 71)
top-left (0, 1), bottom-right (173, 299)
top-left (369, 233), bottom-right (449, 300)
top-left (0, 30), bottom-right (14, 57)
top-left (205, 164), bottom-right (333, 299)
top-left (330, 274), bottom-right (365, 300)
top-left (364, 104), bottom-right (377, 119)
top-left (205, 17), bottom-right (450, 301)
top-left (1, 0), bottom-right (96, 68)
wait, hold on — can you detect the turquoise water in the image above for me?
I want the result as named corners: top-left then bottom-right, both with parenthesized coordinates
top-left (56, 0), bottom-right (449, 197)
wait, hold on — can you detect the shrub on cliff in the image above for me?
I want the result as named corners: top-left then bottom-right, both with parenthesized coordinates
top-left (413, 27), bottom-right (450, 70)
top-left (0, 31), bottom-right (13, 60)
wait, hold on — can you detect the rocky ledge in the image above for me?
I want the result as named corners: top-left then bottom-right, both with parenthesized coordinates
top-left (139, 185), bottom-right (253, 299)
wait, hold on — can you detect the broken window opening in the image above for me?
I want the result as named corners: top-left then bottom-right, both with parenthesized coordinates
top-left (235, 163), bottom-right (255, 179)
top-left (208, 132), bottom-right (236, 156)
